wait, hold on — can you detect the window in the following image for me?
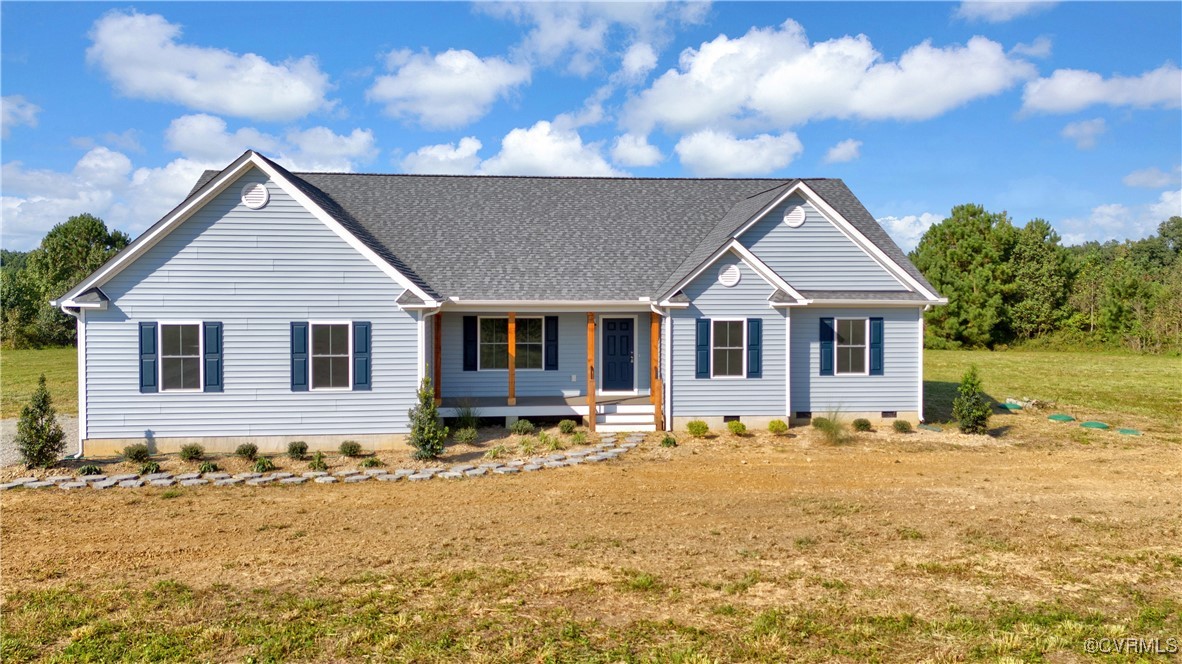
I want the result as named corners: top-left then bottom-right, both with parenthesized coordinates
top-left (479, 317), bottom-right (543, 370)
top-left (160, 323), bottom-right (201, 390)
top-left (711, 319), bottom-right (745, 377)
top-left (836, 319), bottom-right (867, 375)
top-left (311, 323), bottom-right (350, 389)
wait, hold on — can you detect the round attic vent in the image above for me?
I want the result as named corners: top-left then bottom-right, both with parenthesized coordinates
top-left (718, 264), bottom-right (741, 287)
top-left (783, 204), bottom-right (806, 228)
top-left (241, 182), bottom-right (270, 210)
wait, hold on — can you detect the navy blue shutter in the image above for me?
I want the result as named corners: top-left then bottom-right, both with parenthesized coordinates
top-left (869, 317), bottom-right (884, 376)
top-left (746, 318), bottom-right (762, 378)
top-left (203, 322), bottom-right (223, 392)
top-left (291, 322), bottom-right (309, 391)
top-left (462, 316), bottom-right (477, 371)
top-left (353, 321), bottom-right (371, 390)
top-left (819, 318), bottom-right (835, 376)
top-left (695, 319), bottom-right (710, 379)
top-left (544, 316), bottom-right (559, 370)
top-left (139, 322), bottom-right (158, 393)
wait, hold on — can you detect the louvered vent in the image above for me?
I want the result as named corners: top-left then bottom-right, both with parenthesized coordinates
top-left (241, 182), bottom-right (270, 210)
top-left (718, 264), bottom-right (741, 287)
top-left (783, 204), bottom-right (806, 227)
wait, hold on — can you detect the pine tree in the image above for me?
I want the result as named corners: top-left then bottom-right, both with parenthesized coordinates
top-left (951, 366), bottom-right (991, 435)
top-left (407, 375), bottom-right (448, 460)
top-left (16, 374), bottom-right (66, 468)
top-left (1010, 219), bottom-right (1071, 339)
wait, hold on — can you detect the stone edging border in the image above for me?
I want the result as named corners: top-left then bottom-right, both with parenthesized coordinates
top-left (0, 435), bottom-right (646, 492)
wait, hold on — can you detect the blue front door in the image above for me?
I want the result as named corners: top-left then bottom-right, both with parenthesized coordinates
top-left (602, 318), bottom-right (634, 391)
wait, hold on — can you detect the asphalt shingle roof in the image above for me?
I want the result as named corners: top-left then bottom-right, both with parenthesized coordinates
top-left (190, 157), bottom-right (937, 302)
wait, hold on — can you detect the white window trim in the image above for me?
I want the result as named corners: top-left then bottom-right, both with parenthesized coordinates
top-left (476, 316), bottom-right (545, 372)
top-left (834, 318), bottom-right (870, 377)
top-left (710, 318), bottom-right (747, 380)
top-left (310, 320), bottom-right (354, 391)
top-left (158, 321), bottom-right (204, 393)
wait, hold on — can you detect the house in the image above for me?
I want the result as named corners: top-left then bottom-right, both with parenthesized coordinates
top-left (53, 151), bottom-right (945, 455)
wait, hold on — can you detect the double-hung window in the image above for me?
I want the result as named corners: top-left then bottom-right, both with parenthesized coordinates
top-left (835, 318), bottom-right (867, 375)
top-left (711, 319), bottom-right (745, 378)
top-left (160, 323), bottom-right (201, 390)
top-left (311, 323), bottom-right (351, 389)
top-left (139, 321), bottom-right (222, 393)
top-left (479, 317), bottom-right (543, 370)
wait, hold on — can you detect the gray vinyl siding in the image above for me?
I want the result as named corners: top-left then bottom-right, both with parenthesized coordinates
top-left (790, 307), bottom-right (921, 413)
top-left (670, 253), bottom-right (786, 416)
top-left (84, 167), bottom-right (417, 439)
top-left (740, 195), bottom-right (905, 291)
top-left (439, 312), bottom-right (650, 398)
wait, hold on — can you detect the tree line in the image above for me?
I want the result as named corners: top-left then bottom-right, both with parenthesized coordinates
top-left (911, 204), bottom-right (1182, 353)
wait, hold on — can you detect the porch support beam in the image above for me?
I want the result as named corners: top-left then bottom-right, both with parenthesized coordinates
top-left (650, 311), bottom-right (664, 430)
top-left (433, 313), bottom-right (442, 406)
top-left (586, 313), bottom-right (596, 433)
top-left (507, 312), bottom-right (517, 406)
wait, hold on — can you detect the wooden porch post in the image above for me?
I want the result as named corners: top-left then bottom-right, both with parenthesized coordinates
top-left (433, 313), bottom-right (442, 406)
top-left (507, 312), bottom-right (516, 406)
top-left (650, 311), bottom-right (664, 430)
top-left (586, 313), bottom-right (596, 433)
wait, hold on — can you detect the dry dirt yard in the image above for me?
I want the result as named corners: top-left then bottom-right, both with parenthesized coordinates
top-left (2, 415), bottom-right (1180, 662)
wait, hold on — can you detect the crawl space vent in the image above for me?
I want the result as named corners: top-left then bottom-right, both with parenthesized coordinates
top-left (783, 204), bottom-right (806, 228)
top-left (718, 264), bottom-right (741, 287)
top-left (241, 182), bottom-right (270, 210)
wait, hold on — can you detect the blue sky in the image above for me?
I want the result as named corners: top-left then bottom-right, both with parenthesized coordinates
top-left (2, 1), bottom-right (1179, 251)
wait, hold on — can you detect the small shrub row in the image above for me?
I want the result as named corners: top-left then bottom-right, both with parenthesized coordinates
top-left (852, 418), bottom-right (872, 432)
top-left (686, 420), bottom-right (709, 437)
top-left (339, 440), bottom-right (362, 457)
top-left (726, 420), bottom-right (748, 436)
top-left (287, 440), bottom-right (308, 459)
top-left (123, 443), bottom-right (151, 463)
top-left (454, 427), bottom-right (478, 445)
top-left (179, 443), bottom-right (204, 462)
top-left (510, 419), bottom-right (535, 436)
top-left (558, 419), bottom-right (578, 434)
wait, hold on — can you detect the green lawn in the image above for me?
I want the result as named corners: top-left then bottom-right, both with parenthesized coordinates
top-left (0, 347), bottom-right (77, 419)
top-left (924, 349), bottom-right (1182, 428)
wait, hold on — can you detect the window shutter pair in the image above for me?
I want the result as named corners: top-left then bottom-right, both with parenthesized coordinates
top-left (694, 318), bottom-right (762, 378)
top-left (818, 317), bottom-right (883, 376)
top-left (290, 321), bottom-right (370, 391)
top-left (462, 315), bottom-right (558, 371)
top-left (138, 321), bottom-right (223, 393)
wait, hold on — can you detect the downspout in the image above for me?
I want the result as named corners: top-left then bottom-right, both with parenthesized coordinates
top-left (58, 303), bottom-right (85, 459)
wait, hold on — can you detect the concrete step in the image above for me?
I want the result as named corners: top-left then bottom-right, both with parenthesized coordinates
top-left (598, 413), bottom-right (655, 425)
top-left (597, 403), bottom-right (655, 415)
top-left (595, 422), bottom-right (656, 433)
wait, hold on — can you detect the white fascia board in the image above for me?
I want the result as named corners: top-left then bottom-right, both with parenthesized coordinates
top-left (805, 299), bottom-right (937, 307)
top-left (731, 181), bottom-right (941, 302)
top-left (657, 239), bottom-right (808, 306)
top-left (442, 300), bottom-right (652, 313)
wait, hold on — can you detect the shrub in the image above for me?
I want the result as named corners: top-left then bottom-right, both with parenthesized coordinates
top-left (510, 418), bottom-right (535, 435)
top-left (123, 443), bottom-right (151, 463)
top-left (455, 401), bottom-right (480, 430)
top-left (686, 420), bottom-right (709, 438)
top-left (454, 427), bottom-right (478, 445)
top-left (198, 461), bottom-right (219, 474)
top-left (253, 457), bottom-right (276, 473)
top-left (179, 443), bottom-right (204, 462)
top-left (78, 464), bottom-right (102, 476)
top-left (361, 456), bottom-right (385, 468)
top-left (726, 420), bottom-right (748, 436)
top-left (768, 419), bottom-right (789, 435)
top-left (892, 420), bottom-right (913, 434)
top-left (558, 419), bottom-right (578, 435)
top-left (287, 441), bottom-right (308, 460)
top-left (814, 412), bottom-right (853, 445)
top-left (15, 375), bottom-right (66, 468)
top-left (483, 444), bottom-right (508, 460)
top-left (408, 376), bottom-right (448, 460)
top-left (546, 434), bottom-right (568, 451)
top-left (140, 461), bottom-right (161, 475)
top-left (339, 440), bottom-right (362, 457)
top-left (952, 365), bottom-right (991, 435)
top-left (811, 417), bottom-right (832, 430)
top-left (308, 451), bottom-right (328, 472)
top-left (661, 435), bottom-right (678, 448)
top-left (852, 418), bottom-right (872, 432)
top-left (570, 432), bottom-right (585, 446)
top-left (235, 443), bottom-right (258, 461)
top-left (519, 436), bottom-right (538, 455)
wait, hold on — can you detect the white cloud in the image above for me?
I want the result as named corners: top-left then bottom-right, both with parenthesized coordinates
top-left (1059, 189), bottom-right (1182, 244)
top-left (163, 114), bottom-right (376, 172)
top-left (823, 138), bottom-right (862, 164)
top-left (480, 121), bottom-right (625, 177)
top-left (621, 42), bottom-right (658, 82)
top-left (86, 10), bottom-right (332, 122)
top-left (674, 130), bottom-right (803, 177)
top-left (1061, 118), bottom-right (1106, 149)
top-left (611, 133), bottom-right (663, 167)
top-left (1123, 166), bottom-right (1181, 189)
top-left (400, 137), bottom-right (483, 175)
top-left (955, 1), bottom-right (1056, 23)
top-left (1022, 63), bottom-right (1182, 114)
top-left (1010, 35), bottom-right (1053, 58)
top-left (1, 95), bottom-right (40, 138)
top-left (624, 20), bottom-right (1035, 134)
top-left (367, 49), bottom-right (530, 129)
top-left (165, 114), bottom-right (283, 163)
top-left (877, 212), bottom-right (942, 252)
top-left (284, 127), bottom-right (378, 172)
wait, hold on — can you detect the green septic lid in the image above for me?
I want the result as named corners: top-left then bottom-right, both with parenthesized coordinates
top-left (1048, 414), bottom-right (1075, 422)
top-left (918, 424), bottom-right (942, 432)
top-left (1080, 421), bottom-right (1110, 430)
top-left (1117, 428), bottom-right (1141, 436)
top-left (1001, 403), bottom-right (1022, 410)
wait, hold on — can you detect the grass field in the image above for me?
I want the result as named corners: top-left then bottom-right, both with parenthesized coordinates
top-left (0, 347), bottom-right (77, 419)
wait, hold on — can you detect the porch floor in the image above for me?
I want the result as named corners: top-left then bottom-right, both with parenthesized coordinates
top-left (440, 395), bottom-right (650, 409)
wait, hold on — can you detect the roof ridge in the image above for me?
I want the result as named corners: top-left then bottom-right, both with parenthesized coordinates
top-left (294, 171), bottom-right (837, 182)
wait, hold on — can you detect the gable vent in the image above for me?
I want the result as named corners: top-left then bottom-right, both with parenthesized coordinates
top-left (718, 264), bottom-right (741, 287)
top-left (241, 182), bottom-right (270, 210)
top-left (783, 204), bottom-right (806, 228)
